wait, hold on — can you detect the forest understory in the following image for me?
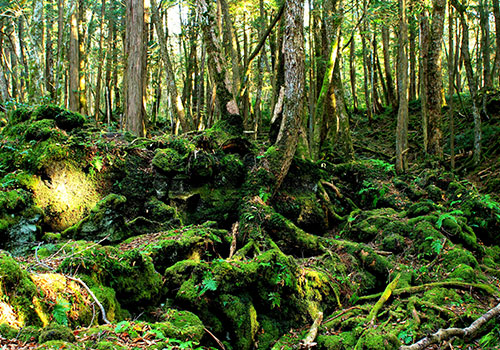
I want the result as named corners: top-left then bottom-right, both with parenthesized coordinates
top-left (0, 90), bottom-right (500, 350)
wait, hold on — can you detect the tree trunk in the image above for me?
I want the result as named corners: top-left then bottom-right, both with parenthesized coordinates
top-left (425, 0), bottom-right (446, 159)
top-left (420, 11), bottom-right (429, 153)
top-left (382, 25), bottom-right (396, 108)
top-left (125, 0), bottom-right (146, 136)
top-left (493, 0), bottom-right (500, 85)
top-left (272, 0), bottom-right (305, 192)
top-left (448, 2), bottom-right (456, 170)
top-left (45, 0), bottom-right (55, 101)
top-left (197, 0), bottom-right (243, 134)
top-left (151, 0), bottom-right (191, 132)
top-left (78, 0), bottom-right (87, 114)
top-left (94, 0), bottom-right (106, 121)
top-left (409, 12), bottom-right (417, 101)
top-left (396, 0), bottom-right (409, 174)
top-left (69, 0), bottom-right (80, 112)
top-left (56, 0), bottom-right (64, 103)
top-left (452, 0), bottom-right (482, 165)
top-left (350, 34), bottom-right (358, 111)
top-left (479, 0), bottom-right (492, 88)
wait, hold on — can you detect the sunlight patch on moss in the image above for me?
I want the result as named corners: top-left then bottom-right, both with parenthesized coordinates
top-left (32, 163), bottom-right (101, 231)
top-left (0, 301), bottom-right (23, 328)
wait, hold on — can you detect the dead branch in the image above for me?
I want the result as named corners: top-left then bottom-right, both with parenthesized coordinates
top-left (65, 275), bottom-right (111, 325)
top-left (301, 311), bottom-right (323, 348)
top-left (400, 301), bottom-right (500, 350)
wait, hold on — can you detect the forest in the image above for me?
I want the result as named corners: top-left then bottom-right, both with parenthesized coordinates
top-left (2, 0), bottom-right (500, 348)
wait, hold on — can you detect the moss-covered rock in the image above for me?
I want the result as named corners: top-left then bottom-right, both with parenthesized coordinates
top-left (62, 194), bottom-right (130, 243)
top-left (153, 148), bottom-right (188, 174)
top-left (153, 309), bottom-right (204, 342)
top-left (442, 247), bottom-right (479, 270)
top-left (448, 264), bottom-right (477, 283)
top-left (317, 331), bottom-right (358, 349)
top-left (354, 328), bottom-right (400, 350)
top-left (39, 324), bottom-right (76, 343)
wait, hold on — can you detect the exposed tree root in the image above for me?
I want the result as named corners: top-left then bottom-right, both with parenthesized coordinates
top-left (301, 311), bottom-right (323, 349)
top-left (66, 275), bottom-right (111, 325)
top-left (400, 302), bottom-right (500, 350)
top-left (358, 281), bottom-right (499, 301)
top-left (366, 273), bottom-right (400, 326)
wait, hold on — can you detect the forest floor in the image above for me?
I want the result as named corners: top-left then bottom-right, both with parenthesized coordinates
top-left (1, 93), bottom-right (500, 350)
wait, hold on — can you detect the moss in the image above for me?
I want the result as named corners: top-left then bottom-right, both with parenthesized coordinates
top-left (145, 197), bottom-right (178, 222)
top-left (426, 184), bottom-right (443, 202)
top-left (152, 148), bottom-right (187, 174)
top-left (90, 284), bottom-right (127, 322)
top-left (217, 294), bottom-right (259, 350)
top-left (0, 250), bottom-right (42, 327)
top-left (18, 325), bottom-right (41, 342)
top-left (189, 151), bottom-right (215, 181)
top-left (92, 341), bottom-right (127, 350)
top-left (448, 264), bottom-right (477, 283)
top-left (218, 153), bottom-right (246, 186)
top-left (0, 323), bottom-right (18, 338)
top-left (37, 340), bottom-right (82, 349)
top-left (152, 309), bottom-right (204, 342)
top-left (442, 247), bottom-right (479, 270)
top-left (274, 194), bottom-right (328, 234)
top-left (355, 328), bottom-right (400, 349)
top-left (62, 194), bottom-right (130, 243)
top-left (381, 233), bottom-right (405, 253)
top-left (409, 221), bottom-right (444, 258)
top-left (407, 200), bottom-right (439, 217)
top-left (58, 245), bottom-right (162, 309)
top-left (440, 216), bottom-right (479, 251)
top-left (317, 331), bottom-right (357, 349)
top-left (8, 106), bottom-right (33, 124)
top-left (257, 315), bottom-right (281, 349)
top-left (39, 324), bottom-right (76, 343)
top-left (24, 119), bottom-right (59, 141)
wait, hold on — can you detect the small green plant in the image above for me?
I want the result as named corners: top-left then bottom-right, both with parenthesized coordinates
top-left (436, 210), bottom-right (464, 229)
top-left (479, 324), bottom-right (500, 348)
top-left (425, 237), bottom-right (444, 255)
top-left (198, 272), bottom-right (218, 297)
top-left (268, 292), bottom-right (281, 309)
top-left (368, 159), bottom-right (395, 174)
top-left (397, 329), bottom-right (413, 345)
top-left (52, 298), bottom-right (70, 326)
top-left (114, 320), bottom-right (132, 333)
top-left (358, 180), bottom-right (388, 207)
top-left (259, 188), bottom-right (271, 203)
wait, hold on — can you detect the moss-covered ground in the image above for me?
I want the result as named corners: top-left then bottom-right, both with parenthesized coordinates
top-left (1, 98), bottom-right (500, 349)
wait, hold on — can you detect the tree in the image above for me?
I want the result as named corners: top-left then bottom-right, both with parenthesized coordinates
top-left (396, 0), bottom-right (409, 173)
top-left (124, 0), bottom-right (146, 136)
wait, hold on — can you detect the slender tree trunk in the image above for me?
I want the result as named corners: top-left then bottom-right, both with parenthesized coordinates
top-left (448, 2), bottom-right (456, 169)
top-left (362, 20), bottom-right (372, 123)
top-left (452, 0), bottom-right (482, 165)
top-left (78, 0), bottom-right (87, 114)
top-left (69, 0), bottom-right (80, 112)
top-left (420, 11), bottom-right (429, 153)
top-left (56, 0), bottom-right (64, 103)
top-left (409, 12), bottom-right (417, 101)
top-left (151, 0), bottom-right (191, 132)
top-left (479, 0), bottom-right (492, 89)
top-left (125, 0), bottom-right (146, 136)
top-left (382, 25), bottom-right (396, 108)
top-left (425, 0), bottom-right (446, 159)
top-left (492, 0), bottom-right (500, 85)
top-left (94, 0), bottom-right (106, 121)
top-left (396, 0), bottom-right (409, 174)
top-left (350, 35), bottom-right (358, 111)
top-left (17, 17), bottom-right (28, 102)
top-left (45, 0), bottom-right (55, 101)
top-left (220, 0), bottom-right (241, 99)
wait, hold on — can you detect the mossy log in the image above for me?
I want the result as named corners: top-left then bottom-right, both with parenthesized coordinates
top-left (366, 273), bottom-right (400, 325)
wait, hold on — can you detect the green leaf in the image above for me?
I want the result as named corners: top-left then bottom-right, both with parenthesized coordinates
top-left (52, 298), bottom-right (70, 326)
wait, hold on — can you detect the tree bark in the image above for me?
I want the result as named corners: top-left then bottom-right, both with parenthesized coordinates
top-left (69, 0), bottom-right (80, 112)
top-left (151, 0), bottom-right (191, 132)
top-left (382, 25), bottom-right (396, 108)
top-left (197, 0), bottom-right (243, 134)
top-left (94, 0), bottom-right (106, 121)
top-left (425, 0), bottom-right (446, 159)
top-left (452, 0), bottom-right (481, 165)
top-left (493, 0), bottom-right (500, 85)
top-left (396, 0), bottom-right (409, 174)
top-left (45, 0), bottom-right (55, 101)
top-left (78, 0), bottom-right (87, 114)
top-left (479, 0), bottom-right (492, 88)
top-left (409, 11), bottom-right (417, 101)
top-left (350, 34), bottom-right (358, 111)
top-left (125, 0), bottom-right (146, 136)
top-left (272, 0), bottom-right (305, 193)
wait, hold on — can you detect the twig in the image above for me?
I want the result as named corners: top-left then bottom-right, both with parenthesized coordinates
top-left (204, 327), bottom-right (226, 350)
top-left (65, 275), bottom-right (111, 325)
top-left (323, 306), bottom-right (362, 325)
top-left (400, 302), bottom-right (500, 350)
top-left (228, 222), bottom-right (239, 259)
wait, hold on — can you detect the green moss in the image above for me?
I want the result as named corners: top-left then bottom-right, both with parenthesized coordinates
top-left (426, 184), bottom-right (443, 202)
top-left (407, 200), bottom-right (439, 217)
top-left (381, 233), bottom-right (405, 253)
top-left (448, 264), bottom-right (477, 283)
top-left (317, 331), bottom-right (357, 349)
top-left (92, 341), bottom-right (127, 350)
top-left (18, 325), bottom-right (41, 342)
top-left (37, 340), bottom-right (82, 349)
top-left (355, 328), bottom-right (400, 349)
top-left (410, 221), bottom-right (444, 258)
top-left (152, 309), bottom-right (204, 342)
top-left (62, 194), bottom-right (130, 243)
top-left (39, 324), bottom-right (76, 343)
top-left (90, 284), bottom-right (127, 322)
top-left (145, 197), bottom-right (178, 222)
top-left (443, 247), bottom-right (479, 270)
top-left (0, 323), bottom-right (18, 338)
top-left (152, 148), bottom-right (187, 173)
top-left (218, 153), bottom-right (246, 186)
top-left (8, 106), bottom-right (33, 124)
top-left (217, 294), bottom-right (259, 350)
top-left (58, 245), bottom-right (162, 309)
top-left (0, 250), bottom-right (42, 326)
top-left (257, 315), bottom-right (281, 349)
top-left (24, 119), bottom-right (59, 142)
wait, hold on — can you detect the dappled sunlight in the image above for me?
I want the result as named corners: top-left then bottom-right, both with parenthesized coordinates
top-left (0, 301), bottom-right (23, 329)
top-left (32, 163), bottom-right (101, 231)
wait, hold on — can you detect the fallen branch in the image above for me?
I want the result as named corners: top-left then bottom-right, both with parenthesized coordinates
top-left (65, 275), bottom-right (111, 325)
top-left (301, 311), bottom-right (323, 348)
top-left (366, 274), bottom-right (400, 326)
top-left (400, 302), bottom-right (500, 350)
top-left (204, 327), bottom-right (226, 350)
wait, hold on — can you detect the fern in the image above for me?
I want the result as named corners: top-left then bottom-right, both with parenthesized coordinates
top-left (436, 210), bottom-right (464, 229)
top-left (52, 298), bottom-right (70, 326)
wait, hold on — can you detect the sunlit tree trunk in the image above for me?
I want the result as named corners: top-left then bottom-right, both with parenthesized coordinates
top-left (420, 11), bottom-right (429, 153)
top-left (78, 0), bottom-right (87, 114)
top-left (479, 0), bottom-right (492, 89)
top-left (493, 0), bottom-right (500, 85)
top-left (409, 12), bottom-right (417, 101)
top-left (125, 0), bottom-right (146, 136)
top-left (151, 0), bottom-right (191, 132)
top-left (56, 0), bottom-right (64, 103)
top-left (197, 0), bottom-right (243, 134)
top-left (448, 2), bottom-right (457, 169)
top-left (396, 0), bottom-right (409, 174)
top-left (45, 0), bottom-right (55, 101)
top-left (69, 0), bottom-right (80, 112)
top-left (350, 35), bottom-right (358, 111)
top-left (382, 25), bottom-right (396, 108)
top-left (94, 0), bottom-right (106, 121)
top-left (452, 0), bottom-right (481, 165)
